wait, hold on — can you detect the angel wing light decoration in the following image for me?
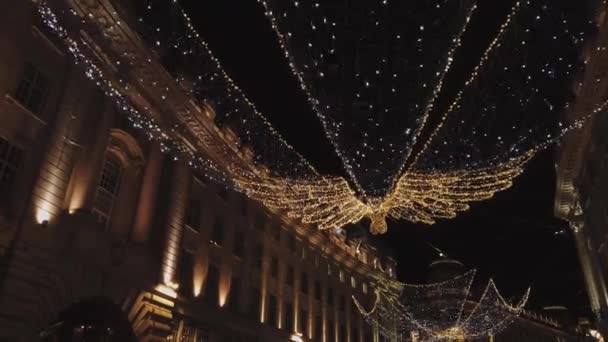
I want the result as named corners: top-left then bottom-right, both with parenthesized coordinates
top-left (237, 155), bottom-right (529, 234)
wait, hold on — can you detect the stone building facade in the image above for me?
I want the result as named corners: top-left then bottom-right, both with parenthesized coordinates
top-left (0, 0), bottom-right (396, 340)
top-left (555, 1), bottom-right (608, 338)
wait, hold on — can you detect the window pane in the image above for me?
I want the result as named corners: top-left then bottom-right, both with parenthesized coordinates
top-left (15, 64), bottom-right (49, 113)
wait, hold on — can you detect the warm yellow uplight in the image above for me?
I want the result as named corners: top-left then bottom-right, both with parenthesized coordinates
top-left (36, 208), bottom-right (51, 225)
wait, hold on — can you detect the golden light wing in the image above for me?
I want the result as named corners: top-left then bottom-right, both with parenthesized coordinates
top-left (384, 156), bottom-right (530, 225)
top-left (236, 174), bottom-right (370, 230)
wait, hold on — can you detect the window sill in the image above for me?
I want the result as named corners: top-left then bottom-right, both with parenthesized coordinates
top-left (4, 94), bottom-right (47, 126)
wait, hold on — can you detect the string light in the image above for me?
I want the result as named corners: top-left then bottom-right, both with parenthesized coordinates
top-left (139, 0), bottom-right (319, 178)
top-left (353, 269), bottom-right (530, 340)
top-left (38, 0), bottom-right (608, 237)
top-left (257, 0), bottom-right (482, 197)
top-left (237, 155), bottom-right (530, 235)
top-left (257, 0), bottom-right (595, 196)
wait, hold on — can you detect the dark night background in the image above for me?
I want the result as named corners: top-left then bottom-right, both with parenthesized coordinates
top-left (179, 0), bottom-right (591, 317)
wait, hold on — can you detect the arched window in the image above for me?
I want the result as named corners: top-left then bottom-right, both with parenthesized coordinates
top-left (92, 154), bottom-right (122, 229)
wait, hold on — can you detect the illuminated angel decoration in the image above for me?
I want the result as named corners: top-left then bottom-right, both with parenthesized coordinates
top-left (36, 0), bottom-right (608, 235)
top-left (352, 270), bottom-right (530, 341)
top-left (237, 155), bottom-right (528, 234)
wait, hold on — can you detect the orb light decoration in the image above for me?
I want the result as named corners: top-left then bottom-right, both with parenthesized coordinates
top-left (353, 270), bottom-right (530, 341)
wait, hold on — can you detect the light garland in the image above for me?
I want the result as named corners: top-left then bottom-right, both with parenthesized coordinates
top-left (136, 0), bottom-right (319, 178)
top-left (237, 155), bottom-right (530, 234)
top-left (353, 269), bottom-right (530, 340)
top-left (256, 0), bottom-right (480, 197)
top-left (257, 0), bottom-right (593, 195)
top-left (36, 2), bottom-right (232, 186)
top-left (38, 0), bottom-right (608, 237)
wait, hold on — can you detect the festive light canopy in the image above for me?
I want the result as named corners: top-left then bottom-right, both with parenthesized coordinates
top-left (36, 0), bottom-right (608, 235)
top-left (353, 269), bottom-right (530, 341)
top-left (257, 0), bottom-right (594, 195)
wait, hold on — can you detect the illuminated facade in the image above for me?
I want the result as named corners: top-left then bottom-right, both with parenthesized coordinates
top-left (555, 2), bottom-right (608, 339)
top-left (0, 0), bottom-right (396, 340)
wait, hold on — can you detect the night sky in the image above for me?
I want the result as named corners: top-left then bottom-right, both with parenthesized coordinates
top-left (180, 0), bottom-right (591, 317)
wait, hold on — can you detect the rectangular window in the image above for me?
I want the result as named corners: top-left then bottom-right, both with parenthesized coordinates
top-left (184, 198), bottom-right (201, 231)
top-left (327, 288), bottom-right (334, 306)
top-left (204, 264), bottom-right (219, 307)
top-left (362, 282), bottom-right (368, 294)
top-left (256, 213), bottom-right (266, 231)
top-left (301, 273), bottom-right (308, 295)
top-left (286, 265), bottom-right (294, 286)
top-left (92, 156), bottom-right (122, 228)
top-left (15, 63), bottom-right (49, 114)
top-left (350, 275), bottom-right (357, 288)
top-left (273, 223), bottom-right (281, 241)
top-left (300, 309), bottom-right (308, 335)
top-left (288, 235), bottom-right (296, 251)
top-left (271, 256), bottom-right (279, 278)
top-left (339, 270), bottom-right (345, 283)
top-left (301, 245), bottom-right (307, 260)
top-left (315, 315), bottom-right (323, 341)
top-left (339, 295), bottom-right (346, 311)
top-left (249, 287), bottom-right (261, 321)
top-left (267, 294), bottom-right (277, 327)
top-left (240, 196), bottom-right (248, 217)
top-left (253, 243), bottom-right (263, 269)
top-left (228, 276), bottom-right (240, 312)
top-left (210, 217), bottom-right (224, 246)
top-left (0, 137), bottom-right (22, 206)
top-left (218, 186), bottom-right (228, 200)
top-left (177, 249), bottom-right (194, 298)
top-left (314, 281), bottom-right (321, 301)
top-left (233, 230), bottom-right (245, 258)
top-left (328, 319), bottom-right (334, 341)
top-left (284, 302), bottom-right (294, 332)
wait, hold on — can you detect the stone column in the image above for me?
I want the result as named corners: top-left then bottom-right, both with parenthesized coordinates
top-left (30, 70), bottom-right (87, 226)
top-left (66, 96), bottom-right (113, 213)
top-left (131, 143), bottom-right (164, 243)
top-left (572, 221), bottom-right (608, 336)
top-left (160, 161), bottom-right (191, 286)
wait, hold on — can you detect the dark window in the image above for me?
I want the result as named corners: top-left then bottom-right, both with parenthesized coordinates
top-left (228, 276), bottom-right (240, 312)
top-left (177, 249), bottom-right (194, 298)
top-left (15, 63), bottom-right (49, 114)
top-left (267, 294), bottom-right (277, 327)
top-left (340, 323), bottom-right (346, 342)
top-left (0, 138), bottom-right (22, 206)
top-left (328, 319), bottom-right (334, 341)
top-left (315, 315), bottom-right (323, 341)
top-left (249, 287), bottom-right (260, 321)
top-left (284, 302), bottom-right (294, 332)
top-left (92, 155), bottom-right (122, 228)
top-left (210, 217), bottom-right (224, 246)
top-left (301, 273), bottom-right (308, 295)
top-left (218, 186), bottom-right (228, 200)
top-left (339, 295), bottom-right (346, 311)
top-left (286, 266), bottom-right (294, 286)
top-left (273, 223), bottom-right (281, 241)
top-left (204, 264), bottom-right (219, 307)
top-left (233, 230), bottom-right (245, 257)
top-left (253, 243), bottom-right (263, 269)
top-left (270, 256), bottom-right (279, 278)
top-left (314, 281), bottom-right (321, 301)
top-left (300, 309), bottom-right (308, 335)
top-left (240, 196), bottom-right (247, 216)
top-left (185, 198), bottom-right (201, 231)
top-left (288, 235), bottom-right (296, 251)
top-left (327, 288), bottom-right (334, 306)
top-left (256, 213), bottom-right (266, 231)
